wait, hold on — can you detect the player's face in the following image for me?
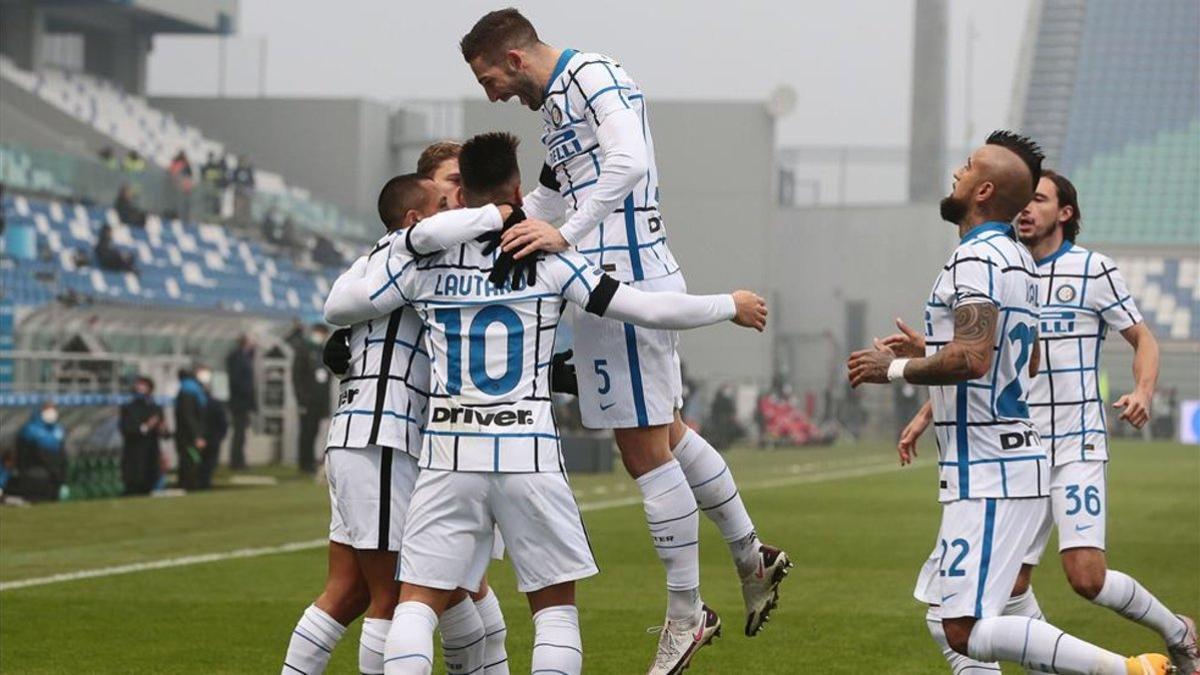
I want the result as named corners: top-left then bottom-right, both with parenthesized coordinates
top-left (420, 181), bottom-right (450, 218)
top-left (940, 149), bottom-right (984, 225)
top-left (1017, 176), bottom-right (1065, 245)
top-left (429, 158), bottom-right (464, 209)
top-left (469, 53), bottom-right (543, 110)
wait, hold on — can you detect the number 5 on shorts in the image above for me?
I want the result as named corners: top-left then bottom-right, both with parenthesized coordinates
top-left (594, 359), bottom-right (611, 395)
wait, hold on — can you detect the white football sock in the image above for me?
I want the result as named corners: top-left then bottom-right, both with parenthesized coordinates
top-left (359, 618), bottom-right (390, 675)
top-left (1003, 590), bottom-right (1053, 675)
top-left (671, 428), bottom-right (761, 576)
top-left (440, 596), bottom-right (485, 675)
top-left (474, 589), bottom-right (510, 674)
top-left (531, 605), bottom-right (582, 675)
top-left (635, 459), bottom-right (701, 620)
top-left (968, 615), bottom-right (1128, 674)
top-left (1093, 569), bottom-right (1189, 647)
top-left (384, 602), bottom-right (436, 675)
top-left (925, 605), bottom-right (1000, 674)
top-left (283, 604), bottom-right (346, 675)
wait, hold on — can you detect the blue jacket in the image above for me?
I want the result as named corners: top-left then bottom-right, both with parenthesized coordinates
top-left (17, 411), bottom-right (65, 454)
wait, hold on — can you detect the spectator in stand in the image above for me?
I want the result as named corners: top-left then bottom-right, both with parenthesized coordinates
top-left (231, 158), bottom-right (256, 226)
top-left (287, 322), bottom-right (332, 473)
top-left (114, 184), bottom-right (146, 228)
top-left (225, 334), bottom-right (257, 470)
top-left (201, 152), bottom-right (227, 217)
top-left (119, 376), bottom-right (167, 495)
top-left (168, 149), bottom-right (194, 220)
top-left (122, 150), bottom-right (147, 174)
top-left (198, 366), bottom-right (227, 489)
top-left (10, 402), bottom-right (67, 502)
top-left (94, 224), bottom-right (137, 273)
top-left (233, 158), bottom-right (256, 190)
top-left (97, 146), bottom-right (119, 171)
top-left (311, 234), bottom-right (342, 267)
top-left (174, 368), bottom-right (208, 491)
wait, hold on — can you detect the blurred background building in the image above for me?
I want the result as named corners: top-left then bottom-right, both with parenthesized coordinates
top-left (1, 0), bottom-right (1196, 479)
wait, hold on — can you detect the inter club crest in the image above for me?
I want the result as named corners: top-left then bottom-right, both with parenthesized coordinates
top-left (1055, 285), bottom-right (1076, 303)
top-left (549, 101), bottom-right (563, 127)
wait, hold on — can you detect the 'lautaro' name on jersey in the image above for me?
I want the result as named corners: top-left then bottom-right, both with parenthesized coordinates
top-left (433, 272), bottom-right (522, 298)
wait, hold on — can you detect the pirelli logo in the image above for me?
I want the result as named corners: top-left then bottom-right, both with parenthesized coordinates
top-left (430, 407), bottom-right (534, 427)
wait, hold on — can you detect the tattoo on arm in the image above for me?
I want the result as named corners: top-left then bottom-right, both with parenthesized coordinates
top-left (904, 302), bottom-right (998, 385)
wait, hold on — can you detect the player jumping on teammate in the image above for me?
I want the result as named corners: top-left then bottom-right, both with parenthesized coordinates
top-left (458, 11), bottom-right (790, 672)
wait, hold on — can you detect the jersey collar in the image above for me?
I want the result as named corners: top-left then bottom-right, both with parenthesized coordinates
top-left (544, 48), bottom-right (578, 97)
top-left (960, 220), bottom-right (1013, 244)
top-left (1035, 239), bottom-right (1074, 267)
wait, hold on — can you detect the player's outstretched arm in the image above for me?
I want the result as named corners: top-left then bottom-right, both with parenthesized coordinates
top-left (588, 280), bottom-right (766, 332)
top-left (522, 163), bottom-right (567, 223)
top-left (403, 204), bottom-right (509, 257)
top-left (1113, 322), bottom-right (1159, 429)
top-left (847, 302), bottom-right (996, 387)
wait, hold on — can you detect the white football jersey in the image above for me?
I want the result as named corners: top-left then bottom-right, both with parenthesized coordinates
top-left (925, 222), bottom-right (1048, 503)
top-left (1029, 242), bottom-right (1142, 465)
top-left (540, 49), bottom-right (679, 282)
top-left (326, 230), bottom-right (429, 457)
top-left (372, 241), bottom-right (612, 473)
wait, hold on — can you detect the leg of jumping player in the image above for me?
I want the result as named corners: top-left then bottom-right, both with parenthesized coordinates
top-left (355, 549), bottom-right (401, 675)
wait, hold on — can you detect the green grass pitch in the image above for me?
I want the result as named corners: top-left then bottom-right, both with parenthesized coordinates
top-left (1, 440), bottom-right (1196, 673)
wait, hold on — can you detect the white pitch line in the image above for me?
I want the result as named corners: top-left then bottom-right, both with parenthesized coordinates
top-left (0, 460), bottom-right (900, 592)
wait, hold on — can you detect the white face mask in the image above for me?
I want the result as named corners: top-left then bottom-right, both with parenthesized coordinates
top-left (42, 408), bottom-right (59, 425)
top-left (195, 370), bottom-right (212, 386)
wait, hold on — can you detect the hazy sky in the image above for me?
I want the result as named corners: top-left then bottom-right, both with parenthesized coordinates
top-left (147, 0), bottom-right (1032, 148)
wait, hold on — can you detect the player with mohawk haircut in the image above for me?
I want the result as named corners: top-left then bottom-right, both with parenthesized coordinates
top-left (848, 131), bottom-right (1172, 674)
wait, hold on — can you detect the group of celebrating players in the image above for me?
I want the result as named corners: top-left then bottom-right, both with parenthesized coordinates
top-left (278, 7), bottom-right (1198, 675)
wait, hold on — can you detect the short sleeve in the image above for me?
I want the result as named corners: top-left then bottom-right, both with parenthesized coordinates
top-left (1089, 256), bottom-right (1142, 331)
top-left (950, 246), bottom-right (1000, 309)
top-left (567, 60), bottom-right (632, 128)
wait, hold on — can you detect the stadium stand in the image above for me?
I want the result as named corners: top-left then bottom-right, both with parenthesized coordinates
top-left (1020, 0), bottom-right (1199, 245)
top-left (2, 193), bottom-right (342, 324)
top-left (0, 55), bottom-right (373, 239)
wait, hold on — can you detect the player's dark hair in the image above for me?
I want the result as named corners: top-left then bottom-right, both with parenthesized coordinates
top-left (1042, 169), bottom-right (1081, 242)
top-left (460, 8), bottom-right (540, 63)
top-left (377, 173), bottom-right (432, 231)
top-left (986, 130), bottom-right (1045, 191)
top-left (458, 132), bottom-right (520, 204)
top-left (416, 141), bottom-right (461, 179)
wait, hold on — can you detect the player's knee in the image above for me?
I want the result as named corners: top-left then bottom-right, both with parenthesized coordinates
top-left (1067, 568), bottom-right (1105, 599)
top-left (941, 619), bottom-right (975, 656)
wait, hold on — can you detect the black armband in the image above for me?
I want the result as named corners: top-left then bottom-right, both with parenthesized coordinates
top-left (539, 163), bottom-right (561, 191)
top-left (584, 274), bottom-right (620, 316)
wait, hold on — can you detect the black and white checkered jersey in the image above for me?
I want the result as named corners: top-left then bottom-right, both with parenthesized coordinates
top-left (925, 222), bottom-right (1048, 503)
top-left (539, 49), bottom-right (679, 283)
top-left (325, 230), bottom-right (428, 457)
top-left (1029, 242), bottom-right (1142, 466)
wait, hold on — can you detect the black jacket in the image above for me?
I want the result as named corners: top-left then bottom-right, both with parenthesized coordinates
top-left (174, 378), bottom-right (207, 449)
top-left (120, 394), bottom-right (164, 454)
top-left (225, 348), bottom-right (257, 414)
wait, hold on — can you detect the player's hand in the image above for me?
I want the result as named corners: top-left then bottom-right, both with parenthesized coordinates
top-left (550, 349), bottom-right (578, 396)
top-left (322, 327), bottom-right (352, 376)
top-left (1113, 390), bottom-right (1152, 429)
top-left (880, 318), bottom-right (926, 358)
top-left (731, 291), bottom-right (767, 331)
top-left (898, 404), bottom-right (932, 466)
top-left (846, 340), bottom-right (895, 388)
top-left (501, 220), bottom-right (570, 259)
top-left (195, 438), bottom-right (207, 449)
top-left (487, 251), bottom-right (538, 289)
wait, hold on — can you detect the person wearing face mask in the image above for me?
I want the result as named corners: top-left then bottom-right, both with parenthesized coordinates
top-left (12, 402), bottom-right (68, 502)
top-left (174, 368), bottom-right (209, 491)
top-left (120, 376), bottom-right (168, 495)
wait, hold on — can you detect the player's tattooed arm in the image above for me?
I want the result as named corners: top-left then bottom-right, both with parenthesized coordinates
top-left (1028, 327), bottom-right (1040, 378)
top-left (902, 302), bottom-right (998, 385)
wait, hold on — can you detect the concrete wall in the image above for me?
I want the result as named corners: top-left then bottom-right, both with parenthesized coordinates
top-left (462, 100), bottom-right (776, 384)
top-left (150, 96), bottom-right (397, 221)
